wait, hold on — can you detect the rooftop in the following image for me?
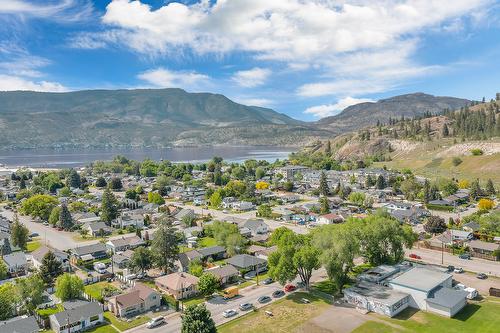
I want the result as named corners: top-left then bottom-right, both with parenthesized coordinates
top-left (345, 281), bottom-right (409, 307)
top-left (390, 267), bottom-right (451, 293)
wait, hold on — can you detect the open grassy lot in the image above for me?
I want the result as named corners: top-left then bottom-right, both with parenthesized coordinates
top-left (217, 292), bottom-right (332, 333)
top-left (353, 299), bottom-right (500, 333)
top-left (103, 312), bottom-right (150, 332)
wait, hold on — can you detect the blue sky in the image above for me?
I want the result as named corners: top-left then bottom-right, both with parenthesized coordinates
top-left (0, 0), bottom-right (499, 121)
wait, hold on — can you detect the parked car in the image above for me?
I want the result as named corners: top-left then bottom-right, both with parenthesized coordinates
top-left (409, 253), bottom-right (422, 260)
top-left (272, 290), bottom-right (285, 298)
top-left (284, 284), bottom-right (297, 292)
top-left (258, 296), bottom-right (272, 304)
top-left (459, 253), bottom-right (471, 260)
top-left (239, 303), bottom-right (253, 311)
top-left (477, 273), bottom-right (488, 280)
top-left (146, 317), bottom-right (165, 329)
top-left (262, 278), bottom-right (273, 285)
top-left (447, 265), bottom-right (455, 272)
top-left (30, 232), bottom-right (39, 237)
top-left (301, 298), bottom-right (311, 304)
top-left (454, 267), bottom-right (464, 273)
top-left (223, 309), bottom-right (238, 318)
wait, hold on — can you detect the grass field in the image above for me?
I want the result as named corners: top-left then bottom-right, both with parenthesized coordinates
top-left (217, 292), bottom-right (332, 333)
top-left (103, 312), bottom-right (150, 332)
top-left (353, 300), bottom-right (500, 333)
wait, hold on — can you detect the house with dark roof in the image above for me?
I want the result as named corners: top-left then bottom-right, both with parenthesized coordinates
top-left (226, 254), bottom-right (267, 273)
top-left (31, 246), bottom-right (70, 272)
top-left (462, 221), bottom-right (480, 232)
top-left (82, 222), bottom-right (112, 237)
top-left (0, 315), bottom-right (39, 333)
top-left (198, 245), bottom-right (226, 261)
top-left (469, 240), bottom-right (500, 261)
top-left (106, 236), bottom-right (145, 254)
top-left (2, 251), bottom-right (27, 275)
top-left (49, 301), bottom-right (103, 333)
top-left (178, 250), bottom-right (203, 272)
top-left (108, 283), bottom-right (161, 318)
top-left (71, 243), bottom-right (107, 263)
top-left (205, 265), bottom-right (239, 285)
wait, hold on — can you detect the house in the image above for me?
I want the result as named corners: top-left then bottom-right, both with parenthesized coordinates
top-left (232, 201), bottom-right (254, 211)
top-left (383, 202), bottom-right (413, 211)
top-left (389, 267), bottom-right (467, 317)
top-left (71, 243), bottom-right (107, 263)
top-left (390, 208), bottom-right (428, 225)
top-left (279, 194), bottom-right (300, 204)
top-left (155, 272), bottom-right (199, 300)
top-left (108, 283), bottom-right (161, 317)
top-left (449, 230), bottom-right (473, 242)
top-left (112, 250), bottom-right (133, 269)
top-left (0, 316), bottom-right (39, 333)
top-left (242, 219), bottom-right (269, 236)
top-left (428, 199), bottom-right (453, 207)
top-left (226, 254), bottom-right (267, 273)
top-left (31, 246), bottom-right (70, 271)
top-left (468, 240), bottom-right (500, 261)
top-left (49, 300), bottom-right (103, 333)
top-left (221, 197), bottom-right (236, 209)
top-left (317, 213), bottom-right (344, 225)
top-left (106, 236), bottom-right (145, 254)
top-left (198, 246), bottom-right (226, 261)
top-left (206, 265), bottom-right (239, 285)
top-left (276, 165), bottom-right (309, 181)
top-left (254, 246), bottom-right (277, 260)
top-left (178, 250), bottom-right (203, 272)
top-left (462, 221), bottom-right (481, 232)
top-left (2, 251), bottom-right (27, 275)
top-left (112, 213), bottom-right (144, 229)
top-left (174, 208), bottom-right (195, 223)
top-left (0, 216), bottom-right (10, 233)
top-left (82, 222), bottom-right (112, 237)
top-left (73, 213), bottom-right (100, 225)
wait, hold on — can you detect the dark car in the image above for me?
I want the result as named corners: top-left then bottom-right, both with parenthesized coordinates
top-left (459, 253), bottom-right (471, 260)
top-left (447, 265), bottom-right (455, 272)
top-left (239, 303), bottom-right (253, 311)
top-left (477, 273), bottom-right (488, 280)
top-left (262, 278), bottom-right (273, 285)
top-left (258, 296), bottom-right (272, 304)
top-left (272, 290), bottom-right (285, 298)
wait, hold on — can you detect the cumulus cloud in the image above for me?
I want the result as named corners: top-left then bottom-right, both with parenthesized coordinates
top-left (0, 74), bottom-right (67, 92)
top-left (304, 97), bottom-right (375, 118)
top-left (137, 67), bottom-right (210, 90)
top-left (232, 67), bottom-right (271, 88)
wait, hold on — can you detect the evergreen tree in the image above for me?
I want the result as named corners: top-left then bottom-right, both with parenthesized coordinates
top-left (423, 180), bottom-right (431, 204)
top-left (95, 177), bottom-right (107, 188)
top-left (375, 175), bottom-right (386, 189)
top-left (101, 188), bottom-right (119, 225)
top-left (19, 178), bottom-right (26, 189)
top-left (11, 214), bottom-right (29, 251)
top-left (470, 179), bottom-right (483, 200)
top-left (58, 204), bottom-right (73, 230)
top-left (151, 217), bottom-right (179, 274)
top-left (319, 171), bottom-right (329, 196)
top-left (365, 175), bottom-right (375, 188)
top-left (320, 197), bottom-right (330, 214)
top-left (39, 251), bottom-right (63, 286)
top-left (67, 169), bottom-right (81, 188)
top-left (181, 304), bottom-right (216, 333)
top-left (325, 141), bottom-right (331, 155)
top-left (486, 179), bottom-right (496, 196)
top-left (442, 123), bottom-right (449, 137)
top-left (0, 237), bottom-right (11, 255)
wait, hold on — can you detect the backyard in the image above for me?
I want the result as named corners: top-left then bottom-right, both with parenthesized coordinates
top-left (84, 281), bottom-right (119, 301)
top-left (103, 312), bottom-right (150, 332)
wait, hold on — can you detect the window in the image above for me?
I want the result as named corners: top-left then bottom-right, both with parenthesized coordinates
top-left (90, 315), bottom-right (99, 322)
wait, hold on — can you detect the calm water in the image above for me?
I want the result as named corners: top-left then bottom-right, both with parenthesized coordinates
top-left (0, 146), bottom-right (294, 168)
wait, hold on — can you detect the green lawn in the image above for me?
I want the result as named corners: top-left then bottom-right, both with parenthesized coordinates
top-left (353, 300), bottom-right (500, 333)
top-left (182, 294), bottom-right (207, 307)
top-left (84, 282), bottom-right (118, 301)
top-left (103, 312), bottom-right (150, 332)
top-left (217, 292), bottom-right (331, 333)
top-left (198, 237), bottom-right (217, 247)
top-left (37, 304), bottom-right (63, 318)
top-left (26, 240), bottom-right (41, 252)
top-left (312, 280), bottom-right (337, 295)
top-left (86, 324), bottom-right (118, 333)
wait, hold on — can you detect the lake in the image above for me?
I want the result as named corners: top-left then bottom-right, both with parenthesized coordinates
top-left (0, 146), bottom-right (295, 168)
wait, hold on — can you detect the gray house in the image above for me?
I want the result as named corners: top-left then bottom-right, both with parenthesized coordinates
top-left (49, 301), bottom-right (103, 333)
top-left (0, 316), bottom-right (39, 333)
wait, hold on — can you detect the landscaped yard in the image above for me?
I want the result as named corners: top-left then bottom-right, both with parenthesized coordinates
top-left (84, 282), bottom-right (119, 301)
top-left (217, 292), bottom-right (332, 333)
top-left (103, 312), bottom-right (150, 332)
top-left (353, 299), bottom-right (500, 333)
top-left (37, 304), bottom-right (63, 318)
top-left (26, 239), bottom-right (41, 252)
top-left (198, 237), bottom-right (217, 247)
top-left (182, 294), bottom-right (207, 307)
top-left (86, 324), bottom-right (119, 333)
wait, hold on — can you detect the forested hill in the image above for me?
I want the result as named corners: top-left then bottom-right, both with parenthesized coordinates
top-left (0, 89), bottom-right (329, 149)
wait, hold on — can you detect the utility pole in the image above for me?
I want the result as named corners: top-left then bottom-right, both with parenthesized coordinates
top-left (441, 242), bottom-right (444, 265)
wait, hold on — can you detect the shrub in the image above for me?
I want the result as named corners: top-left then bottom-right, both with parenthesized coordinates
top-left (452, 157), bottom-right (463, 166)
top-left (471, 149), bottom-right (484, 156)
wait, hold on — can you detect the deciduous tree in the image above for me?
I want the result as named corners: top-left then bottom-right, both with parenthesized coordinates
top-left (55, 273), bottom-right (84, 301)
top-left (181, 304), bottom-right (216, 333)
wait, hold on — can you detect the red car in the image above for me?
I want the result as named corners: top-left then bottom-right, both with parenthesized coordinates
top-left (284, 284), bottom-right (297, 292)
top-left (409, 253), bottom-right (422, 260)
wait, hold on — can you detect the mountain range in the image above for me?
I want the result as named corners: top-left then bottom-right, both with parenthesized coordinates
top-left (0, 89), bottom-right (470, 149)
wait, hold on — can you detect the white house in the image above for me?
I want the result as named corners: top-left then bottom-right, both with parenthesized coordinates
top-left (112, 213), bottom-right (144, 229)
top-left (49, 301), bottom-right (103, 333)
top-left (317, 213), bottom-right (344, 225)
top-left (242, 219), bottom-right (269, 236)
top-left (232, 201), bottom-right (254, 211)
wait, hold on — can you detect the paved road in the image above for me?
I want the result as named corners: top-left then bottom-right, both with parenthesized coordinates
top-left (405, 247), bottom-right (500, 277)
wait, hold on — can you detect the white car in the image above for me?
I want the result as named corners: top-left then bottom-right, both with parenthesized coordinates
top-left (454, 267), bottom-right (464, 273)
top-left (146, 317), bottom-right (165, 329)
top-left (223, 309), bottom-right (237, 318)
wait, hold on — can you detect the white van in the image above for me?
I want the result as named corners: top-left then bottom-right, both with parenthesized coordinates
top-left (146, 317), bottom-right (165, 329)
top-left (455, 283), bottom-right (478, 299)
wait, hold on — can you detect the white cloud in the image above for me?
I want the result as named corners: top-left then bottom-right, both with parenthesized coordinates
top-left (304, 97), bottom-right (375, 118)
top-left (0, 74), bottom-right (67, 92)
top-left (0, 0), bottom-right (93, 22)
top-left (137, 67), bottom-right (210, 90)
top-left (76, 0), bottom-right (491, 98)
top-left (232, 67), bottom-right (271, 88)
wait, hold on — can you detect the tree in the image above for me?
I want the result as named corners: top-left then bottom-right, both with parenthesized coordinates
top-left (400, 178), bottom-right (421, 200)
top-left (19, 177), bottom-right (26, 189)
top-left (0, 283), bottom-right (17, 320)
top-left (209, 190), bottom-right (222, 208)
top-left (39, 251), bottom-right (63, 286)
top-left (55, 273), bottom-right (84, 301)
top-left (478, 198), bottom-right (495, 211)
top-left (375, 175), bottom-right (386, 189)
top-left (283, 181), bottom-right (294, 192)
top-left (319, 171), bottom-right (329, 196)
top-left (20, 194), bottom-right (58, 220)
top-left (148, 192), bottom-right (165, 205)
top-left (458, 179), bottom-right (470, 189)
top-left (206, 221), bottom-right (245, 256)
top-left (348, 192), bottom-right (366, 206)
top-left (470, 179), bottom-right (483, 200)
top-left (49, 206), bottom-right (61, 226)
top-left (452, 157), bottom-right (462, 166)
top-left (151, 217), bottom-right (179, 273)
top-left (442, 123), bottom-right (449, 137)
top-left (198, 273), bottom-right (220, 297)
top-left (181, 304), bottom-right (216, 333)
top-left (101, 188), bottom-right (119, 225)
top-left (439, 178), bottom-right (458, 197)
top-left (58, 204), bottom-right (73, 230)
top-left (365, 175), bottom-right (375, 188)
top-left (11, 214), bottom-right (29, 251)
top-left (268, 228), bottom-right (320, 290)
top-left (0, 237), bottom-right (11, 255)
top-left (95, 177), bottom-right (107, 187)
top-left (0, 260), bottom-right (8, 280)
top-left (257, 204), bottom-right (272, 218)
top-left (17, 274), bottom-right (45, 313)
top-left (129, 247), bottom-right (152, 274)
top-left (319, 197), bottom-right (330, 214)
top-left (109, 177), bottom-right (123, 190)
top-left (255, 181), bottom-right (270, 190)
top-left (255, 167), bottom-right (266, 180)
top-left (125, 189), bottom-right (138, 200)
top-left (424, 216), bottom-right (447, 234)
top-left (325, 140), bottom-right (332, 155)
top-left (67, 169), bottom-right (81, 188)
top-left (188, 259), bottom-right (203, 277)
top-left (486, 179), bottom-right (496, 196)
